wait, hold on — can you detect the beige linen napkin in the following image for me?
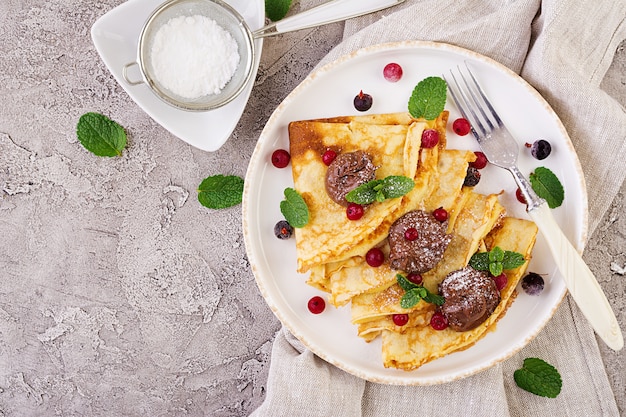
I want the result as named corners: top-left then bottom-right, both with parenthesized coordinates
top-left (251, 0), bottom-right (626, 415)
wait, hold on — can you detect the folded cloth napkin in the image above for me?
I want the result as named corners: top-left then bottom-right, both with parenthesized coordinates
top-left (251, 0), bottom-right (626, 415)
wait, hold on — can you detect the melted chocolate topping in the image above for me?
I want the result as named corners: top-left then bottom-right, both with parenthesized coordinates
top-left (439, 267), bottom-right (501, 332)
top-left (325, 150), bottom-right (376, 206)
top-left (387, 210), bottom-right (451, 273)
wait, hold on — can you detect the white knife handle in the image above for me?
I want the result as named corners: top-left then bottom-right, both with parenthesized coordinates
top-left (274, 0), bottom-right (404, 35)
top-left (528, 203), bottom-right (623, 350)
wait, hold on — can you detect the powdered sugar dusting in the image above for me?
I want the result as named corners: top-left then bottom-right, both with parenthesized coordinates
top-left (150, 15), bottom-right (240, 99)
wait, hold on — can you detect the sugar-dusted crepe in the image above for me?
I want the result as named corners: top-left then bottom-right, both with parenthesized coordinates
top-left (288, 111), bottom-right (448, 273)
top-left (381, 217), bottom-right (538, 370)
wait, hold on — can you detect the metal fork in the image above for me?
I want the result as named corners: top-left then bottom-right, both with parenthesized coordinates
top-left (444, 63), bottom-right (623, 351)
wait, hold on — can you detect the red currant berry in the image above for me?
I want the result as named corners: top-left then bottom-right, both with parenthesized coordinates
top-left (383, 63), bottom-right (403, 82)
top-left (404, 227), bottom-right (419, 241)
top-left (470, 151), bottom-right (488, 169)
top-left (453, 118), bottom-right (471, 136)
top-left (406, 272), bottom-right (423, 285)
top-left (392, 314), bottom-right (409, 326)
top-left (493, 273), bottom-right (508, 291)
top-left (516, 187), bottom-right (527, 204)
top-left (346, 203), bottom-right (364, 221)
top-left (307, 296), bottom-right (326, 314)
top-left (365, 247), bottom-right (385, 267)
top-left (430, 311), bottom-right (449, 330)
top-left (421, 129), bottom-right (439, 148)
top-left (322, 149), bottom-right (337, 166)
top-left (433, 207), bottom-right (448, 222)
top-left (271, 149), bottom-right (290, 168)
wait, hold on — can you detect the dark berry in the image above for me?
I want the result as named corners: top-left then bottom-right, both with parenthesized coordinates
top-left (433, 207), bottom-right (448, 222)
top-left (430, 311), bottom-right (448, 330)
top-left (365, 247), bottom-right (385, 267)
top-left (404, 227), bottom-right (419, 241)
top-left (274, 220), bottom-right (293, 239)
top-left (392, 313), bottom-right (409, 326)
top-left (421, 129), bottom-right (439, 148)
top-left (453, 118), bottom-right (471, 136)
top-left (516, 187), bottom-right (527, 204)
top-left (521, 272), bottom-right (545, 295)
top-left (354, 90), bottom-right (373, 112)
top-left (271, 149), bottom-right (290, 168)
top-left (463, 166), bottom-right (481, 187)
top-left (383, 63), bottom-right (403, 82)
top-left (322, 149), bottom-right (337, 166)
top-left (406, 272), bottom-right (423, 285)
top-left (307, 296), bottom-right (326, 314)
top-left (470, 151), bottom-right (488, 169)
top-left (530, 139), bottom-right (552, 160)
top-left (346, 203), bottom-right (364, 221)
top-left (493, 273), bottom-right (508, 291)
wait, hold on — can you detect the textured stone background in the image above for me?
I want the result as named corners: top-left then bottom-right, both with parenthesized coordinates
top-left (0, 1), bottom-right (624, 416)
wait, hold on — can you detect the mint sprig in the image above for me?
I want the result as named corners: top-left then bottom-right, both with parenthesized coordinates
top-left (530, 167), bottom-right (564, 208)
top-left (280, 188), bottom-right (309, 228)
top-left (76, 112), bottom-right (127, 157)
top-left (469, 246), bottom-right (526, 276)
top-left (265, 0), bottom-right (292, 21)
top-left (397, 274), bottom-right (445, 309)
top-left (514, 357), bottom-right (562, 398)
top-left (197, 175), bottom-right (244, 209)
top-left (408, 76), bottom-right (447, 120)
top-left (345, 176), bottom-right (414, 205)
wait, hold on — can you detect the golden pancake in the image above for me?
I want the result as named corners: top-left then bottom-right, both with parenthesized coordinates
top-left (288, 112), bottom-right (448, 273)
top-left (381, 217), bottom-right (538, 370)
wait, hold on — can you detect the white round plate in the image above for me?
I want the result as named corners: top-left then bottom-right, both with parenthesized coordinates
top-left (243, 41), bottom-right (587, 385)
top-left (91, 0), bottom-right (264, 152)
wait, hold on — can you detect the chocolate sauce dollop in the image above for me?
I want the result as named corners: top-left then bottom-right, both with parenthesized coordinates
top-left (325, 150), bottom-right (376, 206)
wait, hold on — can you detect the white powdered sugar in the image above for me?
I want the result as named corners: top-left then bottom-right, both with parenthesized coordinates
top-left (150, 15), bottom-right (240, 99)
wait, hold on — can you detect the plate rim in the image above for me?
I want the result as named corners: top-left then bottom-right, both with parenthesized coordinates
top-left (242, 39), bottom-right (588, 385)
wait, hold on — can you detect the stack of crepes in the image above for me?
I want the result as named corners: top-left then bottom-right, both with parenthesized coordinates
top-left (287, 111), bottom-right (538, 370)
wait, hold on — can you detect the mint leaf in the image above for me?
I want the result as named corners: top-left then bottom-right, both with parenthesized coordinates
top-left (198, 175), bottom-right (244, 209)
top-left (530, 167), bottom-right (564, 208)
top-left (76, 112), bottom-right (127, 157)
top-left (514, 358), bottom-right (562, 398)
top-left (408, 76), bottom-right (447, 120)
top-left (468, 252), bottom-right (490, 271)
top-left (502, 251), bottom-right (526, 270)
top-left (470, 246), bottom-right (526, 275)
top-left (265, 0), bottom-right (292, 21)
top-left (280, 188), bottom-right (309, 228)
top-left (397, 274), bottom-right (445, 308)
top-left (345, 176), bottom-right (414, 205)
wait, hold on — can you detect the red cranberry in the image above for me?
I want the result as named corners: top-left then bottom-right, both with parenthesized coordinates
top-left (404, 227), bottom-right (419, 241)
top-left (392, 314), bottom-right (409, 326)
top-left (470, 151), bottom-right (488, 169)
top-left (406, 272), bottom-right (423, 285)
top-left (346, 203), bottom-right (364, 221)
top-left (493, 273), bottom-right (508, 291)
top-left (421, 129), bottom-right (439, 148)
top-left (453, 118), bottom-right (471, 136)
top-left (307, 296), bottom-right (326, 314)
top-left (322, 149), bottom-right (337, 166)
top-left (430, 311), bottom-right (449, 330)
top-left (365, 247), bottom-right (385, 267)
top-left (516, 187), bottom-right (527, 204)
top-left (433, 207), bottom-right (448, 222)
top-left (271, 149), bottom-right (290, 168)
top-left (383, 63), bottom-right (403, 82)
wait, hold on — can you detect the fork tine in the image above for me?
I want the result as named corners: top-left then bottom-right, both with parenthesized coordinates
top-left (462, 63), bottom-right (503, 127)
top-left (445, 70), bottom-right (485, 137)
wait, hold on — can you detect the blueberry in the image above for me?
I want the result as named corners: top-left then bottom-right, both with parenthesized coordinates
top-left (521, 272), bottom-right (544, 295)
top-left (463, 167), bottom-right (481, 187)
top-left (531, 140), bottom-right (552, 160)
top-left (274, 220), bottom-right (293, 239)
top-left (354, 91), bottom-right (373, 112)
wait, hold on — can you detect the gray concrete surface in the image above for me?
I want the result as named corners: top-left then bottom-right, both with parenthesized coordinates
top-left (0, 1), bottom-right (624, 416)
